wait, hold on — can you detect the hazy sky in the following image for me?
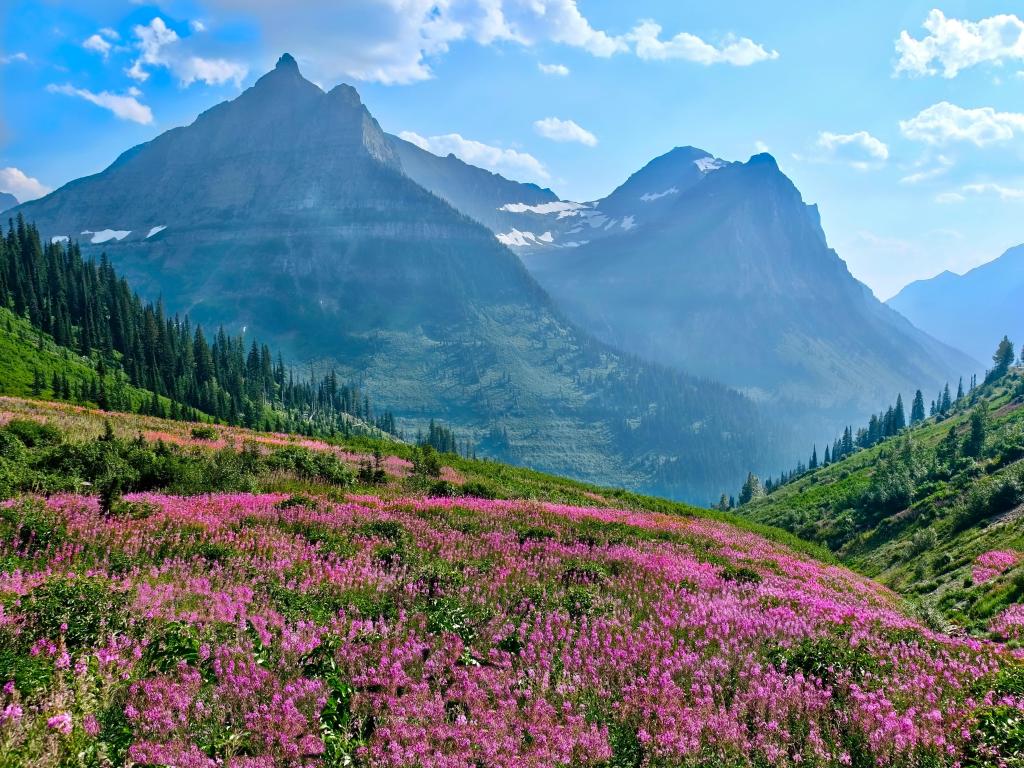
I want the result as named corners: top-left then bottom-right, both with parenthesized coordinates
top-left (2, 1), bottom-right (1023, 298)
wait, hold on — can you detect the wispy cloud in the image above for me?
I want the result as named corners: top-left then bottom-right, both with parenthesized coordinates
top-left (399, 130), bottom-right (549, 181)
top-left (0, 52), bottom-right (28, 65)
top-left (814, 130), bottom-right (888, 169)
top-left (533, 117), bottom-right (597, 146)
top-left (46, 83), bottom-right (154, 124)
top-left (538, 62), bottom-right (569, 76)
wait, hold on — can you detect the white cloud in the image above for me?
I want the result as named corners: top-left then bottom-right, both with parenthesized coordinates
top-left (754, 140), bottom-right (770, 153)
top-left (538, 62), bottom-right (569, 76)
top-left (815, 130), bottom-right (889, 169)
top-left (198, 1), bottom-right (775, 84)
top-left (629, 20), bottom-right (778, 65)
top-left (935, 191), bottom-right (966, 204)
top-left (398, 130), bottom-right (549, 180)
top-left (0, 167), bottom-right (51, 201)
top-left (533, 116), bottom-right (597, 146)
top-left (895, 9), bottom-right (1024, 78)
top-left (127, 17), bottom-right (247, 87)
top-left (99, 27), bottom-right (120, 40)
top-left (83, 34), bottom-right (113, 58)
top-left (899, 101), bottom-right (1024, 146)
top-left (962, 182), bottom-right (1024, 200)
top-left (46, 83), bottom-right (154, 124)
top-left (190, 20), bottom-right (207, 33)
top-left (0, 52), bottom-right (28, 64)
top-left (899, 154), bottom-right (953, 184)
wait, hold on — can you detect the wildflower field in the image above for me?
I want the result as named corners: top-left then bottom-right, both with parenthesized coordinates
top-left (1, 400), bottom-right (1024, 766)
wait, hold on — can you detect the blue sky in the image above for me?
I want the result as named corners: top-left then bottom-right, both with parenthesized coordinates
top-left (2, 1), bottom-right (1023, 298)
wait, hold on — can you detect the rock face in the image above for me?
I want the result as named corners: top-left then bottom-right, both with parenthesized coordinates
top-left (0, 192), bottom-right (17, 213)
top-left (11, 54), bottom-right (783, 502)
top-left (512, 151), bottom-right (977, 433)
top-left (888, 245), bottom-right (1024, 363)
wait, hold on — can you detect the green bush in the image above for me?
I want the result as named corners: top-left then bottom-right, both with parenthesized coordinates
top-left (23, 575), bottom-right (130, 650)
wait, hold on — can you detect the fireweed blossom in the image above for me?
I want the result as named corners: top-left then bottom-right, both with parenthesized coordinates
top-left (0, 490), bottom-right (1021, 766)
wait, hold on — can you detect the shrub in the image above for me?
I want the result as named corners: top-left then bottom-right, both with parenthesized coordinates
top-left (23, 575), bottom-right (130, 650)
top-left (190, 425), bottom-right (219, 441)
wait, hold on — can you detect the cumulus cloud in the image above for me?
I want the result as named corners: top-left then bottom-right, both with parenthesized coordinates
top-left (83, 34), bottom-right (113, 58)
top-left (0, 167), bottom-right (51, 201)
top-left (533, 117), bottom-right (597, 146)
top-left (899, 102), bottom-right (1024, 146)
top-left (629, 20), bottom-right (778, 65)
top-left (538, 62), bottom-right (569, 76)
top-left (127, 17), bottom-right (247, 87)
top-left (815, 130), bottom-right (889, 169)
top-left (46, 83), bottom-right (154, 124)
top-left (198, 0), bottom-right (775, 84)
top-left (398, 130), bottom-right (548, 181)
top-left (895, 9), bottom-right (1024, 78)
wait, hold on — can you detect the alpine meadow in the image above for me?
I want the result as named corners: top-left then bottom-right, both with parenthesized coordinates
top-left (4, 3), bottom-right (1024, 766)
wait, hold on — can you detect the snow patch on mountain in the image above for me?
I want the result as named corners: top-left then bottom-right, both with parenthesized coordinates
top-left (695, 158), bottom-right (726, 173)
top-left (640, 187), bottom-right (678, 202)
top-left (496, 229), bottom-right (555, 247)
top-left (146, 225), bottom-right (167, 238)
top-left (499, 201), bottom-right (587, 216)
top-left (51, 235), bottom-right (69, 244)
top-left (82, 229), bottom-right (131, 244)
top-left (620, 216), bottom-right (636, 231)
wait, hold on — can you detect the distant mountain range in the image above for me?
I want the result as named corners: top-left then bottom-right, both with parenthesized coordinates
top-left (0, 192), bottom-right (18, 213)
top-left (9, 53), bottom-right (783, 503)
top-left (888, 245), bottom-right (1024, 363)
top-left (403, 140), bottom-right (977, 431)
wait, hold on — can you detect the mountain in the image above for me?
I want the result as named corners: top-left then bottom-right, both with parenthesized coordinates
top-left (888, 245), bottom-right (1024, 362)
top-left (739, 363), bottom-right (1024, 633)
top-left (0, 192), bottom-right (17, 212)
top-left (508, 151), bottom-right (977, 435)
top-left (9, 54), bottom-right (783, 502)
top-left (386, 133), bottom-right (559, 233)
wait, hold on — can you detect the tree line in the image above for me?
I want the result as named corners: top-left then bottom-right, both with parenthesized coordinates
top-left (729, 336), bottom-right (1022, 508)
top-left (1, 215), bottom-right (397, 436)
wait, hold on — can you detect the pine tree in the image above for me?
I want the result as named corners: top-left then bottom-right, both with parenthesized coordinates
top-left (910, 390), bottom-right (925, 424)
top-left (964, 407), bottom-right (988, 458)
top-left (956, 378), bottom-right (964, 401)
top-left (894, 394), bottom-right (906, 432)
top-left (823, 444), bottom-right (831, 465)
top-left (940, 383), bottom-right (952, 414)
top-left (738, 472), bottom-right (765, 505)
top-left (989, 336), bottom-right (1015, 382)
top-left (809, 445), bottom-right (818, 470)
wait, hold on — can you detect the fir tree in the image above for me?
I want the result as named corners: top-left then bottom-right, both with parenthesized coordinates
top-left (910, 390), bottom-right (925, 424)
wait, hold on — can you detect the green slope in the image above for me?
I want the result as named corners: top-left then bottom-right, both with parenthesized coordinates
top-left (740, 366), bottom-right (1024, 631)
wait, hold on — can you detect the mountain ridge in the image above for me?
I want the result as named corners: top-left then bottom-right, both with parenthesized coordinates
top-left (9, 54), bottom-right (784, 502)
top-left (888, 244), bottom-right (1024, 362)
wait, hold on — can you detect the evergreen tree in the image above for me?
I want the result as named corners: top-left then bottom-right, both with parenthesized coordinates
top-left (964, 407), bottom-right (988, 458)
top-left (910, 390), bottom-right (925, 424)
top-left (823, 444), bottom-right (831, 465)
top-left (738, 472), bottom-right (765, 505)
top-left (809, 445), bottom-right (818, 470)
top-left (989, 336), bottom-right (1015, 382)
top-left (893, 394), bottom-right (906, 432)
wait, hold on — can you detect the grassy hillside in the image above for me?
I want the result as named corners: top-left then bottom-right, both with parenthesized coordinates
top-left (742, 367), bottom-right (1024, 632)
top-left (1, 398), bottom-right (1023, 766)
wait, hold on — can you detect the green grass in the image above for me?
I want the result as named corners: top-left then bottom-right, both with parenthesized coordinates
top-left (739, 370), bottom-right (1024, 631)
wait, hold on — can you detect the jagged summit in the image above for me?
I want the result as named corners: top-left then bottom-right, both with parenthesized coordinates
top-left (276, 52), bottom-right (298, 70)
